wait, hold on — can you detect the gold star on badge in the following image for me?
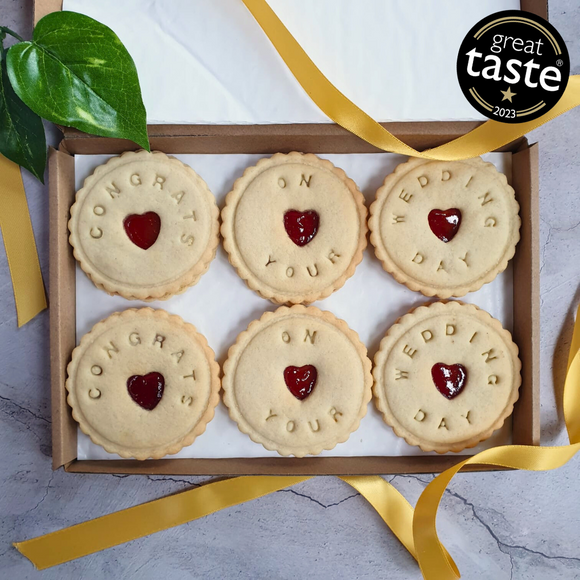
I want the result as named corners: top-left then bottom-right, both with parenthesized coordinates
top-left (500, 87), bottom-right (517, 103)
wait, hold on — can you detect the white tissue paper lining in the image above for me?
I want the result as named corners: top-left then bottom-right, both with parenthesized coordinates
top-left (75, 152), bottom-right (514, 460)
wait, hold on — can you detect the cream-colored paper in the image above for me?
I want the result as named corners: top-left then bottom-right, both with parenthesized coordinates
top-left (74, 152), bottom-right (513, 460)
top-left (63, 0), bottom-right (519, 124)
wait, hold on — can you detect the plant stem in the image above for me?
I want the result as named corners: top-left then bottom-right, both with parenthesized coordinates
top-left (0, 26), bottom-right (25, 43)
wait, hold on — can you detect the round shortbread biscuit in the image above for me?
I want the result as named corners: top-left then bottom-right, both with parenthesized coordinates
top-left (373, 301), bottom-right (521, 453)
top-left (221, 152), bottom-right (368, 304)
top-left (222, 305), bottom-right (373, 457)
top-left (66, 308), bottom-right (220, 460)
top-left (369, 157), bottom-right (520, 298)
top-left (69, 150), bottom-right (220, 301)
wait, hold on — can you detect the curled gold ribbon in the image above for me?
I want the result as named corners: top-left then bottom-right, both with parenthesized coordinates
top-left (341, 475), bottom-right (457, 573)
top-left (0, 155), bottom-right (46, 326)
top-left (241, 0), bottom-right (580, 160)
top-left (412, 305), bottom-right (580, 580)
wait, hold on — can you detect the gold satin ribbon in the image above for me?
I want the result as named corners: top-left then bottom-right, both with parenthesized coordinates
top-left (0, 155), bottom-right (46, 326)
top-left (15, 476), bottom-right (309, 570)
top-left (16, 474), bottom-right (457, 571)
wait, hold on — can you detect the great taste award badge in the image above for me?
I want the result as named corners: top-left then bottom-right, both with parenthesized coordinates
top-left (457, 10), bottom-right (570, 123)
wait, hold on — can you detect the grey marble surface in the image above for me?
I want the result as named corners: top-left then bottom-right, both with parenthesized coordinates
top-left (1, 0), bottom-right (579, 578)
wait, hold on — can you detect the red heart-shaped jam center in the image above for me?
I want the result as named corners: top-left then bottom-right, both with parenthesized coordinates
top-left (127, 372), bottom-right (165, 410)
top-left (428, 209), bottom-right (462, 243)
top-left (284, 365), bottom-right (317, 400)
top-left (431, 363), bottom-right (467, 400)
top-left (123, 212), bottom-right (161, 250)
top-left (284, 210), bottom-right (319, 247)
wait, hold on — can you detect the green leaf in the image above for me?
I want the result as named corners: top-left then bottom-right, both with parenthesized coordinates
top-left (0, 52), bottom-right (46, 182)
top-left (6, 11), bottom-right (149, 150)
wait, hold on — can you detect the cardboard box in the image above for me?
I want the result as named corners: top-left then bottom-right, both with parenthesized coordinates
top-left (49, 125), bottom-right (540, 476)
top-left (38, 1), bottom-right (542, 475)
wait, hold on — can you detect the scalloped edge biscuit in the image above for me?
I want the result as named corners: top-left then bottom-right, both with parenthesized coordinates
top-left (222, 305), bottom-right (373, 457)
top-left (221, 152), bottom-right (368, 304)
top-left (372, 301), bottom-right (521, 453)
top-left (66, 307), bottom-right (221, 460)
top-left (69, 150), bottom-right (220, 301)
top-left (369, 157), bottom-right (520, 298)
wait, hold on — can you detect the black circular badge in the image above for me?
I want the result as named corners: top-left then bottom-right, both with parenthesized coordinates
top-left (457, 10), bottom-right (569, 123)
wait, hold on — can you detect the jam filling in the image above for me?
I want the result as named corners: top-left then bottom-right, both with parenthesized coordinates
top-left (123, 212), bottom-right (161, 250)
top-left (284, 210), bottom-right (319, 247)
top-left (284, 365), bottom-right (318, 400)
top-left (428, 209), bottom-right (461, 243)
top-left (431, 363), bottom-right (467, 399)
top-left (127, 372), bottom-right (165, 410)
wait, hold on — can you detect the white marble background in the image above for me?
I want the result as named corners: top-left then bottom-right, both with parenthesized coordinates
top-left (1, 0), bottom-right (579, 578)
